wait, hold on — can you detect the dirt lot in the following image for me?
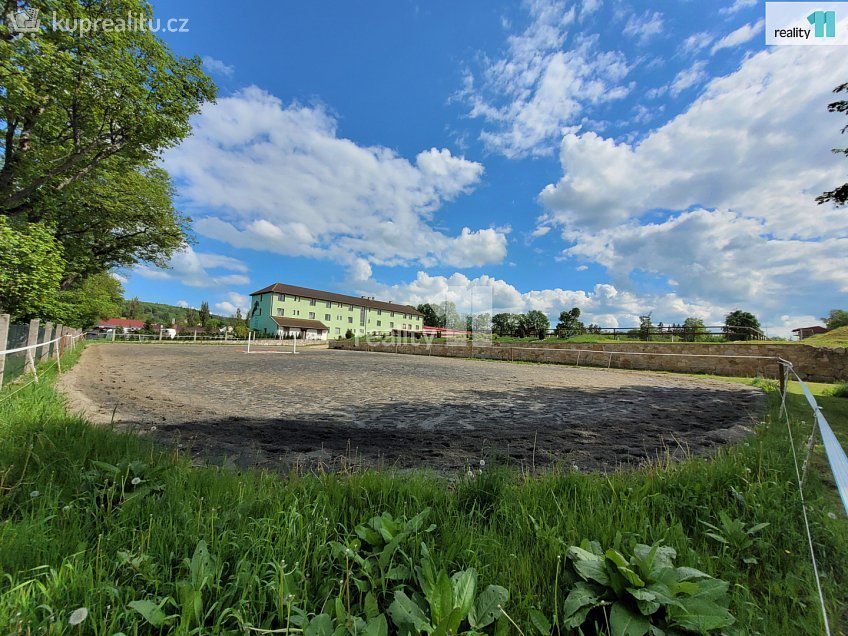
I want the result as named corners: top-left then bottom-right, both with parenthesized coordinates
top-left (59, 344), bottom-right (765, 474)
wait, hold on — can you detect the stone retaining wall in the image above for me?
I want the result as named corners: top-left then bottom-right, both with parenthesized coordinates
top-left (329, 340), bottom-right (847, 383)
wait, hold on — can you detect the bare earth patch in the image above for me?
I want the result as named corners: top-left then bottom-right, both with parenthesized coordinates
top-left (58, 344), bottom-right (764, 473)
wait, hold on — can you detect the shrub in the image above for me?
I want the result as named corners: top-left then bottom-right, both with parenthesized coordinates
top-left (560, 540), bottom-right (735, 634)
top-left (829, 383), bottom-right (848, 398)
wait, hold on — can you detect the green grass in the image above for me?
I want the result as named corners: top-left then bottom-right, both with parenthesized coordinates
top-left (1, 347), bottom-right (847, 634)
top-left (804, 326), bottom-right (848, 348)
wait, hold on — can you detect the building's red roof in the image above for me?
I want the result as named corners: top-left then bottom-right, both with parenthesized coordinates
top-left (98, 318), bottom-right (145, 329)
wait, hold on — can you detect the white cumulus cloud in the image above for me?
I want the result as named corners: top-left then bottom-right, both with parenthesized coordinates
top-left (165, 87), bottom-right (505, 272)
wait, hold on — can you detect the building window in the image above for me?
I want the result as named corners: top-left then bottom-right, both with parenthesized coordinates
top-left (309, 312), bottom-right (315, 319)
top-left (337, 315), bottom-right (342, 320)
top-left (278, 294), bottom-right (285, 301)
top-left (348, 317), bottom-right (353, 324)
top-left (377, 320), bottom-right (381, 326)
top-left (348, 304), bottom-right (353, 311)
top-left (336, 327), bottom-right (340, 334)
top-left (377, 309), bottom-right (382, 315)
top-left (390, 322), bottom-right (395, 328)
top-left (277, 308), bottom-right (284, 316)
top-left (390, 311), bottom-right (395, 317)
top-left (294, 310), bottom-right (300, 316)
top-left (326, 301), bottom-right (332, 308)
top-left (310, 299), bottom-right (316, 306)
top-left (325, 314), bottom-right (331, 321)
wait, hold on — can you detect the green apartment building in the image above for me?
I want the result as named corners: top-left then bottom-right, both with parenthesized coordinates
top-left (248, 283), bottom-right (424, 340)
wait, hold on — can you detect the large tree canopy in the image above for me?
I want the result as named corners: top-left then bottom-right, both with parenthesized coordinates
top-left (0, 216), bottom-right (64, 319)
top-left (818, 82), bottom-right (848, 206)
top-left (0, 0), bottom-right (216, 320)
top-left (0, 0), bottom-right (216, 217)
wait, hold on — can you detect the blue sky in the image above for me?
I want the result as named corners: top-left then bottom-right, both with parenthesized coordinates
top-left (124, 0), bottom-right (848, 336)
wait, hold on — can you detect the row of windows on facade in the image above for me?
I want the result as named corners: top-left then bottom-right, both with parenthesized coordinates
top-left (274, 294), bottom-right (416, 319)
top-left (276, 307), bottom-right (412, 330)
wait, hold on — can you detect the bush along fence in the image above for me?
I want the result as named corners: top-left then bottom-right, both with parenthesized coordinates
top-left (0, 314), bottom-right (83, 390)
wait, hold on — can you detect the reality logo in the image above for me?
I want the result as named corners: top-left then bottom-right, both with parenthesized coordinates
top-left (6, 6), bottom-right (40, 33)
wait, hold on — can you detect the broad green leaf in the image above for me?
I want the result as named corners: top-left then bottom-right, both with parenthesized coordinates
top-left (364, 592), bottom-right (379, 619)
top-left (128, 599), bottom-right (169, 627)
top-left (91, 461), bottom-right (120, 476)
top-left (569, 545), bottom-right (603, 562)
top-left (529, 609), bottom-right (552, 635)
top-left (563, 581), bottom-right (601, 619)
top-left (609, 602), bottom-right (651, 636)
top-left (674, 567), bottom-right (711, 582)
top-left (668, 597), bottom-right (735, 632)
top-left (363, 614), bottom-right (388, 636)
top-left (451, 568), bottom-right (478, 619)
top-left (563, 603), bottom-right (596, 630)
top-left (406, 507), bottom-right (431, 532)
top-left (355, 524), bottom-right (383, 546)
top-left (687, 578), bottom-right (729, 603)
top-left (644, 582), bottom-right (684, 611)
top-left (671, 581), bottom-right (699, 596)
top-left (705, 532), bottom-right (728, 544)
top-left (627, 588), bottom-right (660, 616)
top-left (605, 551), bottom-right (645, 588)
top-left (189, 540), bottom-right (214, 589)
top-left (432, 607), bottom-right (464, 636)
top-left (433, 571), bottom-right (454, 625)
top-left (388, 591), bottom-right (431, 633)
top-left (574, 559), bottom-right (610, 586)
top-left (305, 613), bottom-right (334, 636)
top-left (469, 585), bottom-right (509, 629)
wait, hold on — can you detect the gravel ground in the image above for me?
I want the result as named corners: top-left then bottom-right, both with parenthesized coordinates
top-left (58, 344), bottom-right (765, 474)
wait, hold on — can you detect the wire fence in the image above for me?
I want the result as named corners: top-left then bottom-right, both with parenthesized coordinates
top-left (0, 315), bottom-right (84, 390)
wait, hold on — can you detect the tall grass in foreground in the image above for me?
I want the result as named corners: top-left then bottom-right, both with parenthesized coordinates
top-left (0, 348), bottom-right (846, 634)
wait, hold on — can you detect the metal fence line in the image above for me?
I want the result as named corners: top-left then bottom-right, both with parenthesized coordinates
top-left (776, 359), bottom-right (847, 636)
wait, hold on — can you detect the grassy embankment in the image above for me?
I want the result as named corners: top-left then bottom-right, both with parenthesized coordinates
top-left (804, 326), bottom-right (848, 349)
top-left (1, 345), bottom-right (847, 634)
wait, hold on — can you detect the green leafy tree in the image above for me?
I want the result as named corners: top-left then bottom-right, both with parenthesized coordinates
top-left (638, 313), bottom-right (653, 341)
top-left (818, 82), bottom-right (848, 206)
top-left (125, 296), bottom-right (142, 320)
top-left (724, 310), bottom-right (761, 341)
top-left (185, 307), bottom-right (199, 326)
top-left (524, 310), bottom-right (550, 339)
top-left (0, 0), bottom-right (216, 216)
top-left (416, 303), bottom-right (442, 328)
top-left (57, 272), bottom-right (123, 328)
top-left (491, 312), bottom-right (517, 336)
top-left (50, 164), bottom-right (191, 288)
top-left (441, 301), bottom-right (463, 330)
top-left (199, 301), bottom-right (210, 328)
top-left (0, 217), bottom-right (64, 320)
top-left (555, 307), bottom-right (584, 338)
top-left (682, 316), bottom-right (706, 342)
top-left (0, 0), bottom-right (215, 289)
top-left (823, 309), bottom-right (848, 330)
top-left (471, 312), bottom-right (491, 335)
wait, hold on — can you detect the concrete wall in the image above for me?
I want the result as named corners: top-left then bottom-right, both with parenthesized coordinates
top-left (329, 340), bottom-right (848, 383)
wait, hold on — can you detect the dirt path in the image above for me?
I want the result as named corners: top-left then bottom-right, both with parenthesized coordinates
top-left (58, 344), bottom-right (765, 473)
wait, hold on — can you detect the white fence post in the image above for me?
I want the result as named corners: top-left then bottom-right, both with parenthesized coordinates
top-left (39, 321), bottom-right (53, 362)
top-left (24, 318), bottom-right (40, 375)
top-left (0, 314), bottom-right (9, 390)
